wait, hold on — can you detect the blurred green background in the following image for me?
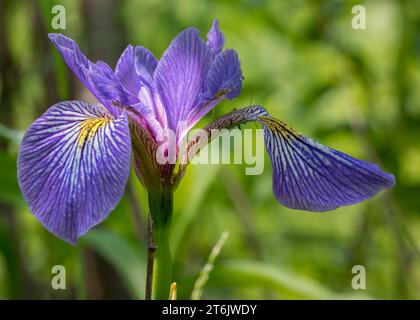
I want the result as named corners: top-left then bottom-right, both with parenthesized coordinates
top-left (0, 0), bottom-right (419, 299)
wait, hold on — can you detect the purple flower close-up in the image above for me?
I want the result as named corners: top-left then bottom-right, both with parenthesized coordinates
top-left (17, 18), bottom-right (395, 248)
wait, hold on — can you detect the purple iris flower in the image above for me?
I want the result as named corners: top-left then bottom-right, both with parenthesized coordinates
top-left (17, 20), bottom-right (395, 244)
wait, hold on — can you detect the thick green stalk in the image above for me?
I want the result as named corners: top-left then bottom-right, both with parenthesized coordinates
top-left (148, 190), bottom-right (173, 300)
top-left (153, 225), bottom-right (172, 299)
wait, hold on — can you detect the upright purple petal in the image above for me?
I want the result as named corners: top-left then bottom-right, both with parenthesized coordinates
top-left (134, 46), bottom-right (158, 84)
top-left (205, 49), bottom-right (242, 100)
top-left (188, 49), bottom-right (243, 130)
top-left (154, 28), bottom-right (214, 132)
top-left (115, 45), bottom-right (166, 135)
top-left (48, 34), bottom-right (120, 116)
top-left (89, 61), bottom-right (131, 107)
top-left (207, 19), bottom-right (225, 55)
top-left (48, 34), bottom-right (93, 93)
top-left (115, 45), bottom-right (158, 99)
top-left (18, 101), bottom-right (132, 244)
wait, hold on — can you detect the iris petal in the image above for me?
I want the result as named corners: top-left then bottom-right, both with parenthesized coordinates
top-left (48, 34), bottom-right (93, 94)
top-left (207, 19), bottom-right (225, 55)
top-left (49, 34), bottom-right (121, 117)
top-left (114, 45), bottom-right (166, 133)
top-left (188, 49), bottom-right (243, 130)
top-left (205, 49), bottom-right (242, 100)
top-left (155, 28), bottom-right (214, 133)
top-left (182, 105), bottom-right (395, 211)
top-left (259, 116), bottom-right (395, 211)
top-left (115, 45), bottom-right (158, 100)
top-left (89, 61), bottom-right (131, 107)
top-left (18, 101), bottom-right (132, 243)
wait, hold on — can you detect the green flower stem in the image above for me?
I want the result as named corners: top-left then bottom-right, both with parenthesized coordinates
top-left (148, 189), bottom-right (173, 300)
top-left (154, 225), bottom-right (172, 299)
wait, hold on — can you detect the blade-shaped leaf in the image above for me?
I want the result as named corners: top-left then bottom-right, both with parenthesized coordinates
top-left (81, 229), bottom-right (146, 299)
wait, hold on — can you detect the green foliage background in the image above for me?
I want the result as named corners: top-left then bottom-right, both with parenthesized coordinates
top-left (0, 0), bottom-right (419, 299)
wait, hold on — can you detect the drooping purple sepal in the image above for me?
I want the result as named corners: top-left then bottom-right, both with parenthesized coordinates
top-left (183, 105), bottom-right (395, 211)
top-left (259, 116), bottom-right (395, 211)
top-left (18, 101), bottom-right (132, 243)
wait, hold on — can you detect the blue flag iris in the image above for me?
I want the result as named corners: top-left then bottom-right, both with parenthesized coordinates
top-left (17, 20), bottom-right (394, 244)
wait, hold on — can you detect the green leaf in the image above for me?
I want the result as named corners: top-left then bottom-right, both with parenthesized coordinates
top-left (171, 165), bottom-right (222, 257)
top-left (0, 124), bottom-right (22, 144)
top-left (0, 152), bottom-right (22, 205)
top-left (37, 0), bottom-right (70, 100)
top-left (0, 225), bottom-right (22, 299)
top-left (208, 260), bottom-right (373, 300)
top-left (81, 229), bottom-right (146, 299)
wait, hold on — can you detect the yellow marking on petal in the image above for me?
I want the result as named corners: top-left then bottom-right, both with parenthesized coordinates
top-left (77, 118), bottom-right (110, 148)
top-left (259, 116), bottom-right (302, 139)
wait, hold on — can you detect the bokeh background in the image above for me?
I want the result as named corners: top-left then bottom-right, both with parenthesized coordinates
top-left (0, 0), bottom-right (419, 299)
